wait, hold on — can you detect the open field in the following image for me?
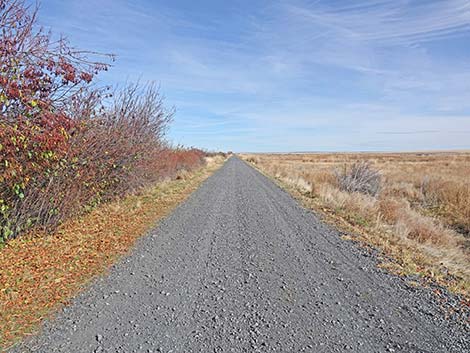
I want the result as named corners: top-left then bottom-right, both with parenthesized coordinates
top-left (241, 152), bottom-right (470, 296)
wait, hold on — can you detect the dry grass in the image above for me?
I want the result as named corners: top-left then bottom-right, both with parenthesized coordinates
top-left (0, 156), bottom-right (225, 350)
top-left (241, 152), bottom-right (470, 297)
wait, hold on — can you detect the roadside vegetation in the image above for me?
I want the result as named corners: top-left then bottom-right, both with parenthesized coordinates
top-left (242, 152), bottom-right (470, 297)
top-left (0, 0), bottom-right (207, 243)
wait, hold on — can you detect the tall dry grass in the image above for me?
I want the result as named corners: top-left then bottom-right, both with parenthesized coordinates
top-left (242, 152), bottom-right (470, 295)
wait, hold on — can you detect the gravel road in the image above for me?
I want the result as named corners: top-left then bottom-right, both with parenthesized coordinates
top-left (11, 157), bottom-right (469, 353)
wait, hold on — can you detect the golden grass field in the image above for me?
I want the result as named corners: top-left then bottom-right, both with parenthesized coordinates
top-left (241, 152), bottom-right (470, 296)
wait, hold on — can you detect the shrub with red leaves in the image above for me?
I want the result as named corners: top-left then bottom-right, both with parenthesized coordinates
top-left (0, 1), bottom-right (205, 242)
top-left (0, 0), bottom-right (111, 240)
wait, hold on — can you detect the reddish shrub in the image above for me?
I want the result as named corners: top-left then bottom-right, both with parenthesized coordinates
top-left (0, 1), bottom-right (205, 242)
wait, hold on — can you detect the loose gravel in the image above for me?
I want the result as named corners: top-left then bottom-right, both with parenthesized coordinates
top-left (10, 157), bottom-right (469, 352)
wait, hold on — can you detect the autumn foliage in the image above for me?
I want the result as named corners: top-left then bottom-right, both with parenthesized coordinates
top-left (0, 0), bottom-right (205, 242)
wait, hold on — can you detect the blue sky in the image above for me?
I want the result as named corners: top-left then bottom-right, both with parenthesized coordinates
top-left (36, 0), bottom-right (470, 152)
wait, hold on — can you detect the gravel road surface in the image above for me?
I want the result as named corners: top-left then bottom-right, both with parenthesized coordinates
top-left (11, 157), bottom-right (469, 353)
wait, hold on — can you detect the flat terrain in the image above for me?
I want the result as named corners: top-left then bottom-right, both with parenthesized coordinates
top-left (242, 152), bottom-right (470, 295)
top-left (11, 157), bottom-right (469, 352)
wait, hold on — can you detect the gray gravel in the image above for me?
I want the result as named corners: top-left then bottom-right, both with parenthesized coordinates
top-left (11, 157), bottom-right (469, 353)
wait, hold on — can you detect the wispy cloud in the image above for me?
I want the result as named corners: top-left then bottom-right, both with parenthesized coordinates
top-left (286, 0), bottom-right (470, 44)
top-left (36, 0), bottom-right (470, 151)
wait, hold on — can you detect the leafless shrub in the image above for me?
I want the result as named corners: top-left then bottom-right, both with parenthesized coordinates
top-left (246, 156), bottom-right (258, 164)
top-left (420, 176), bottom-right (439, 207)
top-left (335, 161), bottom-right (382, 196)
